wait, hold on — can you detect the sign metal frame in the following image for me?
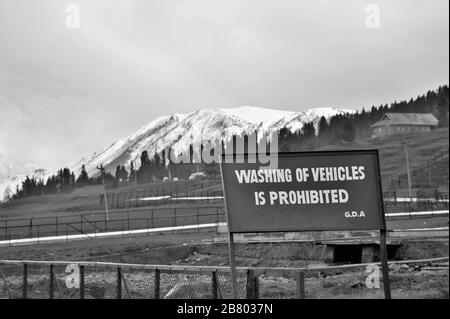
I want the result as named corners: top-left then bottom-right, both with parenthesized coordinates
top-left (220, 149), bottom-right (391, 299)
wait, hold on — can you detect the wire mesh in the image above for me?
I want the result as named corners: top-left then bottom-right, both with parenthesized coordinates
top-left (119, 268), bottom-right (155, 299)
top-left (215, 270), bottom-right (247, 299)
top-left (0, 264), bottom-right (23, 299)
top-left (160, 270), bottom-right (213, 299)
top-left (51, 264), bottom-right (79, 299)
top-left (83, 265), bottom-right (117, 299)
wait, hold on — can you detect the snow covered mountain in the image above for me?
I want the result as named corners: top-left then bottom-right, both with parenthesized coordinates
top-left (72, 106), bottom-right (354, 177)
top-left (0, 106), bottom-right (354, 201)
top-left (0, 161), bottom-right (50, 202)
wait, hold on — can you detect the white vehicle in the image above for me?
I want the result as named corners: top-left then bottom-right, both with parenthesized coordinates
top-left (189, 172), bottom-right (207, 181)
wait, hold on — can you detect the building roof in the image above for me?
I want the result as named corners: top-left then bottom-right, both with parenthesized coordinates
top-left (372, 113), bottom-right (439, 128)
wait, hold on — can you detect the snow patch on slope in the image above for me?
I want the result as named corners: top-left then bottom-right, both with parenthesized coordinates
top-left (71, 106), bottom-right (355, 177)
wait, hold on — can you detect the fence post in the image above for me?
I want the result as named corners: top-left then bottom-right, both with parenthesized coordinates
top-left (79, 265), bottom-right (85, 299)
top-left (117, 267), bottom-right (122, 299)
top-left (296, 271), bottom-right (305, 299)
top-left (211, 271), bottom-right (218, 299)
top-left (151, 210), bottom-right (154, 228)
top-left (197, 207), bottom-right (200, 232)
top-left (154, 269), bottom-right (160, 299)
top-left (246, 269), bottom-right (258, 299)
top-left (173, 209), bottom-right (177, 233)
top-left (49, 264), bottom-right (54, 299)
top-left (22, 263), bottom-right (28, 299)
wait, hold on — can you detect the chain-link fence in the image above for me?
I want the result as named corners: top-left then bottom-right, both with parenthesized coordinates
top-left (0, 261), bottom-right (251, 299)
top-left (1, 258), bottom-right (448, 299)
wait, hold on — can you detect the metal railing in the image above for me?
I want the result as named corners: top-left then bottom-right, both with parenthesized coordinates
top-left (0, 206), bottom-right (226, 244)
top-left (1, 201), bottom-right (448, 245)
top-left (104, 190), bottom-right (224, 209)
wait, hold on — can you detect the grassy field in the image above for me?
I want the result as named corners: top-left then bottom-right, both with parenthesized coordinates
top-left (314, 127), bottom-right (449, 190)
top-left (1, 128), bottom-right (447, 220)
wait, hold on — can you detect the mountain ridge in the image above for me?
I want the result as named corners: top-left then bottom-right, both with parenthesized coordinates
top-left (0, 105), bottom-right (353, 202)
top-left (72, 105), bottom-right (354, 177)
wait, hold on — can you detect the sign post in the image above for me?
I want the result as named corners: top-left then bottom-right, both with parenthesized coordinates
top-left (220, 150), bottom-right (391, 299)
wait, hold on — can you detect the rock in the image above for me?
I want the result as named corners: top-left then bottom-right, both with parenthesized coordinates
top-left (389, 264), bottom-right (401, 272)
top-left (350, 280), bottom-right (365, 288)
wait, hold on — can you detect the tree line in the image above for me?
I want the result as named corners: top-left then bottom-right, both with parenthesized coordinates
top-left (11, 164), bottom-right (128, 200)
top-left (280, 85), bottom-right (449, 151)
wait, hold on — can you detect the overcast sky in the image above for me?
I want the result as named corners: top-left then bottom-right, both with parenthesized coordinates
top-left (0, 0), bottom-right (448, 174)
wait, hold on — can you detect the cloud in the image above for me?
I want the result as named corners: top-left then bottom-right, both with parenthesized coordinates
top-left (0, 0), bottom-right (448, 172)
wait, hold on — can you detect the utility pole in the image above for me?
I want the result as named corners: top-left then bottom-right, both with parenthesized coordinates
top-left (428, 169), bottom-right (432, 189)
top-left (97, 165), bottom-right (109, 221)
top-left (402, 142), bottom-right (413, 197)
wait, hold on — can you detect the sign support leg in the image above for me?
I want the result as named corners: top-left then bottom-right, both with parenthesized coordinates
top-left (228, 232), bottom-right (238, 299)
top-left (380, 229), bottom-right (391, 299)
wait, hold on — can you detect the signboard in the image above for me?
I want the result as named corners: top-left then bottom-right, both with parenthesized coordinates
top-left (220, 150), bottom-right (386, 233)
top-left (220, 150), bottom-right (391, 299)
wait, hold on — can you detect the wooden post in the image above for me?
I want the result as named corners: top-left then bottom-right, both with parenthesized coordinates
top-left (296, 271), bottom-right (305, 299)
top-left (380, 229), bottom-right (391, 299)
top-left (154, 269), bottom-right (160, 299)
top-left (254, 272), bottom-right (259, 299)
top-left (117, 267), bottom-right (122, 299)
top-left (211, 271), bottom-right (218, 299)
top-left (246, 269), bottom-right (258, 299)
top-left (22, 264), bottom-right (28, 299)
top-left (49, 264), bottom-right (54, 299)
top-left (79, 265), bottom-right (85, 299)
top-left (228, 233), bottom-right (238, 299)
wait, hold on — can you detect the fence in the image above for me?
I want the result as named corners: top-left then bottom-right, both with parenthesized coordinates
top-left (0, 260), bottom-right (260, 299)
top-left (0, 205), bottom-right (226, 244)
top-left (383, 191), bottom-right (449, 212)
top-left (386, 146), bottom-right (449, 190)
top-left (103, 179), bottom-right (222, 209)
top-left (106, 187), bottom-right (449, 211)
top-left (1, 199), bottom-right (448, 245)
top-left (0, 257), bottom-right (448, 299)
top-left (104, 190), bottom-right (224, 209)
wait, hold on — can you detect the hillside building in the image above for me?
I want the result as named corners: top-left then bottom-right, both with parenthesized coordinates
top-left (371, 113), bottom-right (438, 138)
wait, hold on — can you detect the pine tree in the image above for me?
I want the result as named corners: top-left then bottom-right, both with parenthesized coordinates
top-left (129, 161), bottom-right (136, 183)
top-left (115, 165), bottom-right (122, 182)
top-left (140, 151), bottom-right (149, 167)
top-left (120, 166), bottom-right (128, 182)
top-left (76, 164), bottom-right (89, 186)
